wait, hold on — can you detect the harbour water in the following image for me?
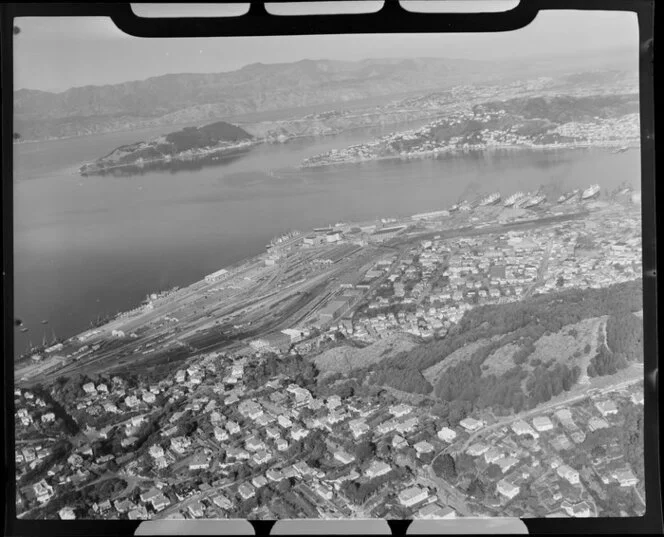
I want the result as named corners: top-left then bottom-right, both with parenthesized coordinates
top-left (13, 121), bottom-right (640, 357)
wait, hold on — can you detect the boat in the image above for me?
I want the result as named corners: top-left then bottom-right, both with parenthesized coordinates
top-left (612, 146), bottom-right (629, 154)
top-left (522, 194), bottom-right (546, 208)
top-left (504, 191), bottom-right (526, 207)
top-left (41, 320), bottom-right (48, 324)
top-left (513, 193), bottom-right (534, 209)
top-left (478, 192), bottom-right (501, 206)
top-left (20, 327), bottom-right (29, 333)
top-left (582, 184), bottom-right (601, 200)
top-left (449, 203), bottom-right (460, 212)
top-left (458, 200), bottom-right (472, 212)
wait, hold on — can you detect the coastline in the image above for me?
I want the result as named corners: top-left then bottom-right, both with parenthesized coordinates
top-left (299, 139), bottom-right (641, 169)
top-left (79, 140), bottom-right (261, 176)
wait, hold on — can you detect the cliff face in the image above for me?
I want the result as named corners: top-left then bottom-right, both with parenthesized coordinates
top-left (15, 58), bottom-right (491, 141)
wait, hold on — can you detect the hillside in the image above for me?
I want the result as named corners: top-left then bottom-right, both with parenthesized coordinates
top-left (14, 57), bottom-right (494, 142)
top-left (341, 280), bottom-right (643, 423)
top-left (79, 121), bottom-right (253, 175)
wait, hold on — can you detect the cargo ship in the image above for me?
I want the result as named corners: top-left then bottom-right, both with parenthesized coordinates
top-left (478, 192), bottom-right (502, 206)
top-left (521, 194), bottom-right (546, 209)
top-left (458, 200), bottom-right (473, 212)
top-left (513, 192), bottom-right (535, 209)
top-left (582, 184), bottom-right (601, 200)
top-left (504, 191), bottom-right (526, 207)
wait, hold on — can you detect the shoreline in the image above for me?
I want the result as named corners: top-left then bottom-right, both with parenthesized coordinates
top-left (299, 139), bottom-right (641, 169)
top-left (16, 183), bottom-right (640, 361)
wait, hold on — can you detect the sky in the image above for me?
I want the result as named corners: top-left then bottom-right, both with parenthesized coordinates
top-left (13, 6), bottom-right (638, 93)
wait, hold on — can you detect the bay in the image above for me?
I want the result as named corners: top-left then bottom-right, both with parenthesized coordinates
top-left (13, 122), bottom-right (640, 357)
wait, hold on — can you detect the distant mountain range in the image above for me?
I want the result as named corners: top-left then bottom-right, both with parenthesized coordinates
top-left (14, 58), bottom-right (504, 141)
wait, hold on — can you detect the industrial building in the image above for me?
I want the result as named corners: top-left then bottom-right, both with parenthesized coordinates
top-left (205, 268), bottom-right (229, 284)
top-left (318, 298), bottom-right (351, 323)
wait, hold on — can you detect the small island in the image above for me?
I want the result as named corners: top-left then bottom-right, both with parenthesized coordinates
top-left (79, 121), bottom-right (257, 176)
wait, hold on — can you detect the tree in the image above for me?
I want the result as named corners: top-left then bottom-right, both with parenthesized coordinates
top-left (556, 275), bottom-right (565, 287)
top-left (486, 464), bottom-right (502, 480)
top-left (467, 477), bottom-right (485, 500)
top-left (354, 441), bottom-right (376, 462)
top-left (277, 479), bottom-right (292, 494)
top-left (432, 453), bottom-right (457, 481)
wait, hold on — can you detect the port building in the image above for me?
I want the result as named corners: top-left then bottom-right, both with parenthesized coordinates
top-left (205, 268), bottom-right (229, 284)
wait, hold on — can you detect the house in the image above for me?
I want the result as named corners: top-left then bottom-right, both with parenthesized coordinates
top-left (189, 452), bottom-right (209, 471)
top-left (334, 450), bottom-right (355, 465)
top-left (392, 435), bottom-right (408, 449)
top-left (612, 468), bottom-right (639, 487)
top-left (389, 404), bottom-right (413, 418)
top-left (214, 426), bottom-right (229, 442)
top-left (395, 417), bottom-right (418, 434)
top-left (238, 482), bottom-right (256, 500)
top-left (82, 382), bottom-right (96, 395)
top-left (459, 418), bottom-right (484, 432)
top-left (41, 412), bottom-right (56, 424)
top-left (140, 488), bottom-right (161, 504)
top-left (32, 480), bottom-right (54, 504)
top-left (148, 445), bottom-right (165, 459)
top-left (276, 438), bottom-right (289, 451)
top-left (245, 436), bottom-right (265, 452)
top-left (58, 507), bottom-right (76, 520)
top-left (326, 395), bottom-right (342, 410)
top-left (252, 450), bottom-right (272, 466)
top-left (595, 400), bottom-right (619, 417)
top-left (413, 441), bottom-right (434, 456)
top-left (278, 415), bottom-right (293, 429)
top-left (588, 417), bottom-right (610, 432)
top-left (349, 419), bottom-right (370, 439)
top-left (187, 501), bottom-right (205, 518)
top-left (124, 395), bottom-right (141, 409)
top-left (466, 443), bottom-right (489, 457)
top-left (151, 493), bottom-right (170, 512)
top-left (557, 464), bottom-right (580, 484)
top-left (226, 421), bottom-right (241, 435)
top-left (484, 447), bottom-right (503, 465)
top-left (437, 427), bottom-right (457, 443)
top-left (398, 486), bottom-right (429, 507)
top-left (252, 476), bottom-right (269, 489)
top-left (532, 416), bottom-right (554, 432)
top-left (365, 460), bottom-right (392, 479)
top-left (417, 503), bottom-right (456, 519)
top-left (266, 468), bottom-right (284, 482)
top-left (314, 482), bottom-right (334, 500)
top-left (290, 427), bottom-right (309, 441)
top-left (170, 436), bottom-right (191, 455)
top-left (266, 427), bottom-right (280, 440)
top-left (212, 494), bottom-right (232, 510)
top-left (142, 392), bottom-right (156, 404)
top-left (293, 461), bottom-right (313, 476)
top-left (511, 419), bottom-right (539, 438)
top-left (631, 391), bottom-right (644, 405)
top-left (495, 456), bottom-right (518, 473)
top-left (497, 479), bottom-right (520, 499)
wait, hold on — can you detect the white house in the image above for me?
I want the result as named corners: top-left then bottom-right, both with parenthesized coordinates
top-left (497, 479), bottom-right (520, 500)
top-left (437, 427), bottom-right (457, 443)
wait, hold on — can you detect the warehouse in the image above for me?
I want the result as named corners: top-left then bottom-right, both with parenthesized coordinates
top-left (205, 268), bottom-right (229, 284)
top-left (318, 299), bottom-right (350, 323)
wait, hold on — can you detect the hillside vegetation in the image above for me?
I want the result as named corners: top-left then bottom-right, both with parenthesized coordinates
top-left (350, 280), bottom-right (642, 423)
top-left (79, 121), bottom-right (252, 175)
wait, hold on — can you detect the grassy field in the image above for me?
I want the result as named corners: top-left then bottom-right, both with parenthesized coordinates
top-left (311, 333), bottom-right (418, 375)
top-left (422, 337), bottom-right (499, 385)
